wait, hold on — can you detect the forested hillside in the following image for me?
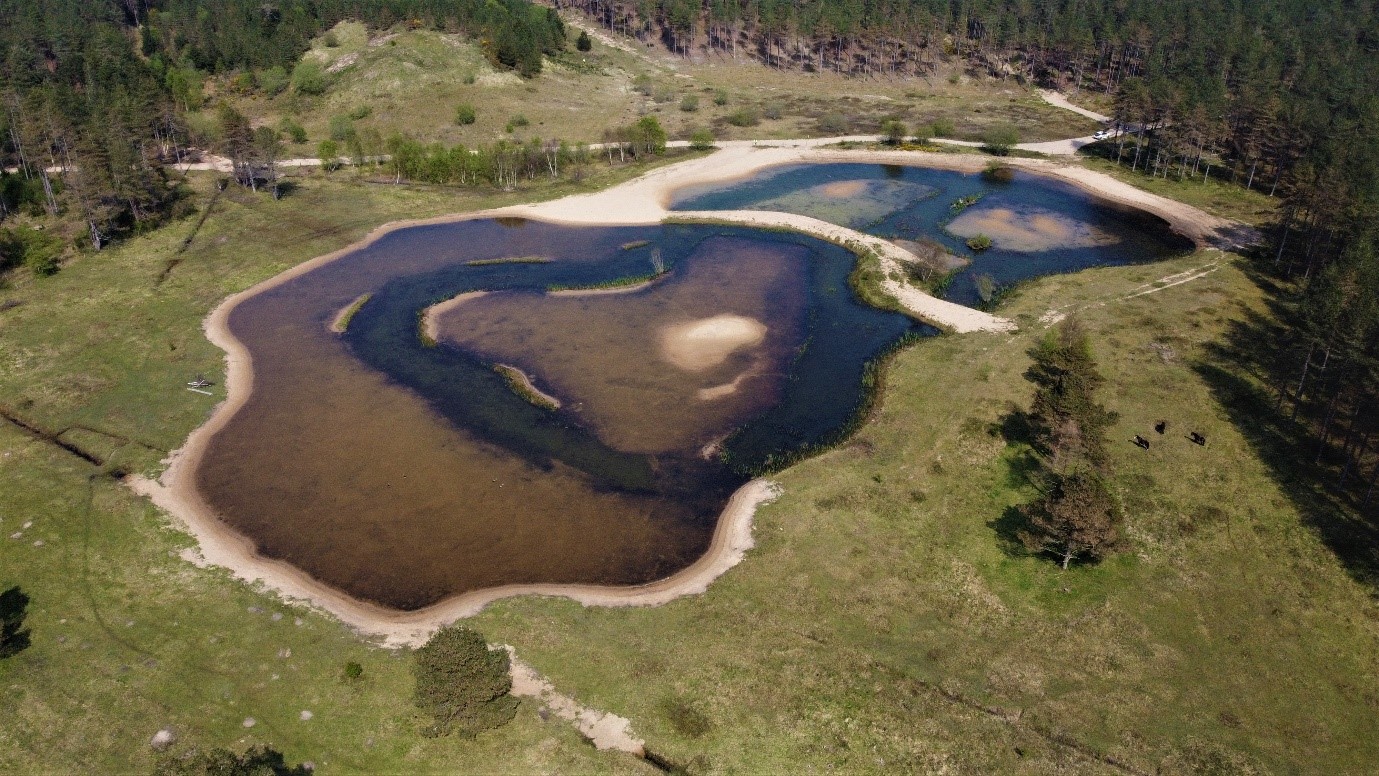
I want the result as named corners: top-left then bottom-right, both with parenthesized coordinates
top-left (0, 0), bottom-right (564, 253)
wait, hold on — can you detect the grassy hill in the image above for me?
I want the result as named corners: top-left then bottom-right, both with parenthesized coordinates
top-left (211, 19), bottom-right (1099, 155)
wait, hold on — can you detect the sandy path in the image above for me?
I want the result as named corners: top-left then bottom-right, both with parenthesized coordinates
top-left (506, 647), bottom-right (645, 754)
top-left (1038, 90), bottom-right (1113, 123)
top-left (130, 139), bottom-right (1246, 645)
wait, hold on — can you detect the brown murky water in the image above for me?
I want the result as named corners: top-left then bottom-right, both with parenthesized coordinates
top-left (432, 236), bottom-right (809, 454)
top-left (194, 221), bottom-right (852, 610)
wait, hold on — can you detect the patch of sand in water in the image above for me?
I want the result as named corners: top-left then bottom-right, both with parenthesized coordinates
top-left (947, 206), bottom-right (1121, 252)
top-left (814, 180), bottom-right (869, 198)
top-left (659, 314), bottom-right (767, 372)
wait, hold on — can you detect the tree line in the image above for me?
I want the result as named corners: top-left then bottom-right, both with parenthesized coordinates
top-left (0, 0), bottom-right (566, 262)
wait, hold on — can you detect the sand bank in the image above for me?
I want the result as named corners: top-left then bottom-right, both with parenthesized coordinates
top-left (946, 206), bottom-right (1120, 252)
top-left (548, 273), bottom-right (666, 297)
top-left (329, 294), bottom-right (372, 333)
top-left (659, 314), bottom-right (767, 372)
top-left (494, 363), bottom-right (561, 410)
top-left (420, 291), bottom-right (487, 342)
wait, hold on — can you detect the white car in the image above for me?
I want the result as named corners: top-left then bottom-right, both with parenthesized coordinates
top-left (1092, 129), bottom-right (1112, 141)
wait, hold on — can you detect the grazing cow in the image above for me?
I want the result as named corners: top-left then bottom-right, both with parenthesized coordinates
top-left (1189, 432), bottom-right (1207, 446)
top-left (1133, 435), bottom-right (1151, 449)
top-left (1154, 420), bottom-right (1167, 434)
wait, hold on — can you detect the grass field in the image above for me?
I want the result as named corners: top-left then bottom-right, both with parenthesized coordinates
top-left (0, 157), bottom-right (704, 774)
top-left (467, 251), bottom-right (1379, 773)
top-left (1, 44), bottom-right (1372, 771)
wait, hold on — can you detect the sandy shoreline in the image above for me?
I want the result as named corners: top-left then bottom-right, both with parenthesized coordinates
top-left (132, 140), bottom-right (1246, 643)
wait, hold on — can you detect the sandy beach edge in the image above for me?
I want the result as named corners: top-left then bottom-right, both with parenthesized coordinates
top-left (130, 142), bottom-right (1241, 645)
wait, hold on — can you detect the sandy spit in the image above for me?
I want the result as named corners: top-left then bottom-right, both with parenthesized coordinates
top-left (494, 363), bottom-right (562, 410)
top-left (547, 274), bottom-right (667, 297)
top-left (329, 294), bottom-right (372, 334)
top-left (131, 140), bottom-right (1242, 644)
top-left (421, 290), bottom-right (488, 342)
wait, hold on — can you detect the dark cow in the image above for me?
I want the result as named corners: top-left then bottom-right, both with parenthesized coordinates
top-left (1132, 435), bottom-right (1151, 449)
top-left (1189, 432), bottom-right (1207, 446)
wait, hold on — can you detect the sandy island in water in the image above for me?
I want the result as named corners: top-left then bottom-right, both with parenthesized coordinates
top-left (131, 138), bottom-right (1250, 644)
top-left (659, 314), bottom-right (768, 372)
top-left (947, 206), bottom-right (1121, 252)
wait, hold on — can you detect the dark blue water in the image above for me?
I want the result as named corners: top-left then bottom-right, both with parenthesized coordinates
top-left (673, 163), bottom-right (1193, 306)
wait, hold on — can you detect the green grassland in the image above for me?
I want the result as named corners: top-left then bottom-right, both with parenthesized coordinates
top-left (2, 161), bottom-right (717, 773)
top-left (469, 251), bottom-right (1379, 773)
top-left (0, 44), bottom-right (1371, 772)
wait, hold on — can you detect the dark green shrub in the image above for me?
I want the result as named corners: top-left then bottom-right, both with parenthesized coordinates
top-left (455, 104), bottom-right (477, 125)
top-left (967, 234), bottom-right (994, 252)
top-left (817, 112), bottom-right (848, 134)
top-left (291, 60), bottom-right (329, 95)
top-left (576, 30), bottom-right (592, 51)
top-left (712, 89), bottom-right (728, 106)
top-left (343, 660), bottom-right (364, 680)
top-left (930, 118), bottom-right (956, 137)
top-left (413, 626), bottom-right (518, 738)
top-left (762, 102), bottom-right (783, 120)
top-left (981, 124), bottom-right (1020, 155)
top-left (680, 94), bottom-right (699, 112)
top-left (348, 105), bottom-right (372, 120)
top-left (726, 107), bottom-right (760, 127)
top-left (328, 115), bottom-right (355, 142)
top-left (278, 118), bottom-right (307, 143)
top-left (689, 128), bottom-right (715, 150)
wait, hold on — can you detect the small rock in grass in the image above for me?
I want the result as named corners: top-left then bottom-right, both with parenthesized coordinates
top-left (302, 762), bottom-right (315, 772)
top-left (299, 710), bottom-right (313, 721)
top-left (32, 540), bottom-right (43, 547)
top-left (9, 532), bottom-right (21, 540)
top-left (271, 612), bottom-right (283, 621)
top-left (294, 618), bottom-right (304, 626)
top-left (22, 521), bottom-right (32, 529)
top-left (150, 728), bottom-right (176, 751)
top-left (242, 717), bottom-right (256, 728)
top-left (248, 606), bottom-right (263, 614)
top-left (278, 648), bottom-right (292, 659)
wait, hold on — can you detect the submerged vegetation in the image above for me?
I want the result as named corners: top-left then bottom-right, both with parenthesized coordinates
top-left (464, 256), bottom-right (552, 266)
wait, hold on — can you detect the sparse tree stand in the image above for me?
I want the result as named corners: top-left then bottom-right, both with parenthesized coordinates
top-left (412, 626), bottom-right (518, 738)
top-left (1017, 318), bottom-right (1124, 568)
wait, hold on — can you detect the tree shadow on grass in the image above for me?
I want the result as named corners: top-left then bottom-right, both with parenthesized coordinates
top-left (1192, 263), bottom-right (1379, 594)
top-left (1, 585), bottom-right (32, 659)
top-left (989, 504), bottom-right (1036, 559)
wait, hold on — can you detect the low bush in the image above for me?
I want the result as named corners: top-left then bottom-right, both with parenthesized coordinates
top-left (726, 107), bottom-right (760, 127)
